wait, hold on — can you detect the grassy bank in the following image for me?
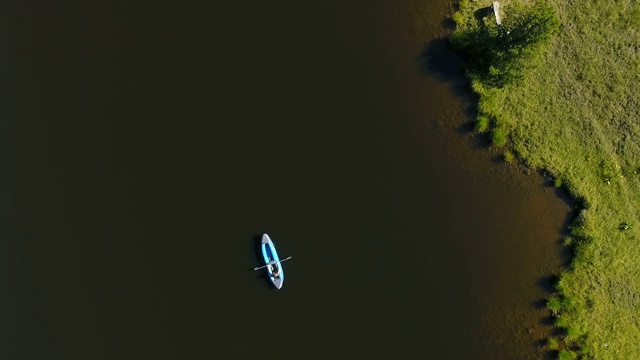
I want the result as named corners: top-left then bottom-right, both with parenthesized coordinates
top-left (451, 0), bottom-right (640, 359)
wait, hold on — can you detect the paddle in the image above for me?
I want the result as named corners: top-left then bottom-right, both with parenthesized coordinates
top-left (253, 256), bottom-right (293, 271)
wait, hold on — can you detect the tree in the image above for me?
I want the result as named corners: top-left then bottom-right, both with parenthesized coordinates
top-left (451, 1), bottom-right (560, 87)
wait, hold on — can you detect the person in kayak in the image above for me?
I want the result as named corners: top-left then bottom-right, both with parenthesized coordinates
top-left (272, 265), bottom-right (280, 278)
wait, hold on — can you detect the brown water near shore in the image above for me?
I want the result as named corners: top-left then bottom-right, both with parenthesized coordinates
top-left (0, 1), bottom-right (570, 359)
top-left (371, 1), bottom-right (573, 358)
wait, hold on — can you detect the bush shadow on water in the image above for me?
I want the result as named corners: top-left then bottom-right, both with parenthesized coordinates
top-left (531, 183), bottom-right (575, 358)
top-left (540, 169), bottom-right (578, 266)
top-left (419, 38), bottom-right (489, 148)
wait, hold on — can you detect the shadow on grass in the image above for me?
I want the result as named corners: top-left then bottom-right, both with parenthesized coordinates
top-left (473, 6), bottom-right (494, 22)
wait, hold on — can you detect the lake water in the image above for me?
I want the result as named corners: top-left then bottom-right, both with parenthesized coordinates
top-left (0, 1), bottom-right (571, 359)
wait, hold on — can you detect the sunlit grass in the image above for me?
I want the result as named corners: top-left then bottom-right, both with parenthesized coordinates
top-left (451, 0), bottom-right (640, 358)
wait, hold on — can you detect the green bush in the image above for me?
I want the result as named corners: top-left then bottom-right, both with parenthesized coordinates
top-left (555, 315), bottom-right (570, 328)
top-left (558, 349), bottom-right (577, 360)
top-left (554, 178), bottom-right (563, 187)
top-left (491, 126), bottom-right (508, 146)
top-left (547, 337), bottom-right (560, 350)
top-left (475, 115), bottom-right (491, 133)
top-left (566, 326), bottom-right (580, 340)
top-left (547, 297), bottom-right (562, 313)
top-left (504, 150), bottom-right (516, 163)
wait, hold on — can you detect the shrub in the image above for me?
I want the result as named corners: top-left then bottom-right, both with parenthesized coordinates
top-left (554, 178), bottom-right (563, 187)
top-left (491, 126), bottom-right (508, 146)
top-left (451, 1), bottom-right (560, 88)
top-left (566, 326), bottom-right (580, 340)
top-left (547, 337), bottom-right (560, 350)
top-left (555, 315), bottom-right (570, 328)
top-left (547, 296), bottom-right (562, 313)
top-left (475, 115), bottom-right (491, 133)
top-left (504, 150), bottom-right (516, 162)
top-left (558, 349), bottom-right (577, 360)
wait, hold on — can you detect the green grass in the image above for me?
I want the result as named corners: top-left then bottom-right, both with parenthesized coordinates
top-left (547, 337), bottom-right (560, 350)
top-left (452, 1), bottom-right (640, 358)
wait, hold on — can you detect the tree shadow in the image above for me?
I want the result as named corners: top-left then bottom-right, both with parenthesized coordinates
top-left (419, 38), bottom-right (468, 97)
top-left (474, 7), bottom-right (493, 24)
top-left (420, 38), bottom-right (480, 137)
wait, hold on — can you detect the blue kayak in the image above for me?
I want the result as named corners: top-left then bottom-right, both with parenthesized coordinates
top-left (261, 233), bottom-right (285, 289)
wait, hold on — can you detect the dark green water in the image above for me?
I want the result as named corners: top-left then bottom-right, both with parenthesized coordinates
top-left (0, 1), bottom-right (570, 359)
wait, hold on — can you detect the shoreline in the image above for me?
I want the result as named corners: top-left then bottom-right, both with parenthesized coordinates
top-left (449, 0), bottom-right (640, 358)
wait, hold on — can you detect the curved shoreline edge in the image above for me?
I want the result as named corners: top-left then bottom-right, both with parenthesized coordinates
top-left (449, 0), bottom-right (640, 359)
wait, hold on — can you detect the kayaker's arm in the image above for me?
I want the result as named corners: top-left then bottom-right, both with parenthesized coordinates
top-left (252, 256), bottom-right (293, 271)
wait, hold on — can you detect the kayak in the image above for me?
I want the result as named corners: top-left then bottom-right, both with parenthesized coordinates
top-left (261, 233), bottom-right (285, 289)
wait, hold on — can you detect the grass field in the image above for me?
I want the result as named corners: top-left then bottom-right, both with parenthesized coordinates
top-left (451, 0), bottom-right (640, 358)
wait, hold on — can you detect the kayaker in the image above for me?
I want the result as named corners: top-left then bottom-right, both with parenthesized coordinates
top-left (273, 266), bottom-right (280, 278)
